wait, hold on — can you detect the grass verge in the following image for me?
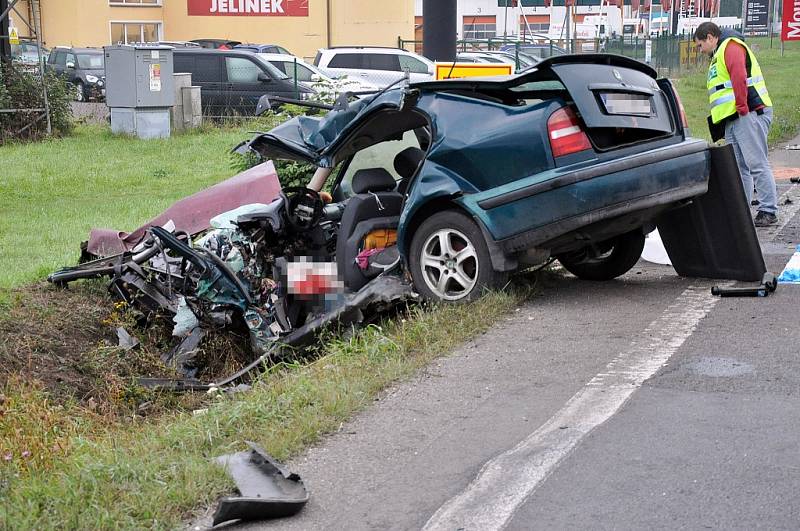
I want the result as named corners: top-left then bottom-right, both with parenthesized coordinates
top-left (0, 283), bottom-right (537, 529)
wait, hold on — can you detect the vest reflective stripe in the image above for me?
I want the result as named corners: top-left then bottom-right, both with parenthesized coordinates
top-left (707, 37), bottom-right (772, 124)
top-left (707, 75), bottom-right (766, 95)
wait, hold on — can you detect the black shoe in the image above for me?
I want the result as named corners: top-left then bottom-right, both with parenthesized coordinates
top-left (754, 211), bottom-right (778, 227)
top-left (751, 198), bottom-right (760, 206)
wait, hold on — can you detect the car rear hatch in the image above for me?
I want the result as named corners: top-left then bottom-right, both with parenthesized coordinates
top-left (542, 55), bottom-right (677, 151)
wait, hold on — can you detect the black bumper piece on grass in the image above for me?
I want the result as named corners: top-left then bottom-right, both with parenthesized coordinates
top-left (213, 441), bottom-right (309, 526)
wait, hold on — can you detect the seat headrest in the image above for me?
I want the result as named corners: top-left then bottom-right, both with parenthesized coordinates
top-left (393, 147), bottom-right (425, 179)
top-left (351, 168), bottom-right (397, 194)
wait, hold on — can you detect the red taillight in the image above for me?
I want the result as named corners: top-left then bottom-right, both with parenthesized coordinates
top-left (671, 83), bottom-right (689, 129)
top-left (547, 106), bottom-right (592, 158)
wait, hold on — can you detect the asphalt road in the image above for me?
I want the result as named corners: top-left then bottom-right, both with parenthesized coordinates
top-left (203, 141), bottom-right (800, 531)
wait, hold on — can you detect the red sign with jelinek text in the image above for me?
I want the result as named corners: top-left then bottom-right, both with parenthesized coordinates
top-left (187, 0), bottom-right (309, 16)
top-left (783, 0), bottom-right (800, 40)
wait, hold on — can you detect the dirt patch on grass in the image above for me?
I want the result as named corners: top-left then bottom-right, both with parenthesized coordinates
top-left (0, 281), bottom-right (251, 414)
top-left (0, 281), bottom-right (115, 400)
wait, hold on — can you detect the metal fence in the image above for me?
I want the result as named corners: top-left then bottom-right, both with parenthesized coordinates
top-left (399, 33), bottom-right (708, 77)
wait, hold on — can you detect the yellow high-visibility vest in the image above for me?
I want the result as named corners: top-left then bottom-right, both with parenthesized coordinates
top-left (707, 37), bottom-right (772, 124)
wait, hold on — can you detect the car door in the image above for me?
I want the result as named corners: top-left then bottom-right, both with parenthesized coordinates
top-left (48, 50), bottom-right (65, 75)
top-left (362, 53), bottom-right (402, 87)
top-left (322, 53), bottom-right (364, 81)
top-left (224, 55), bottom-right (288, 115)
top-left (176, 53), bottom-right (225, 116)
top-left (64, 52), bottom-right (78, 83)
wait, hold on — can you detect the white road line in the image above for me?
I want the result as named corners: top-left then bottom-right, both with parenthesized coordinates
top-left (422, 286), bottom-right (718, 531)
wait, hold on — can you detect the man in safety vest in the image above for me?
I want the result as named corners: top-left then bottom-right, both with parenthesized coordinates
top-left (694, 21), bottom-right (778, 227)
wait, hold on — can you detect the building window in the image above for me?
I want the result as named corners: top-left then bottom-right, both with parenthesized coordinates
top-left (519, 22), bottom-right (550, 35)
top-left (110, 21), bottom-right (162, 44)
top-left (463, 16), bottom-right (497, 39)
top-left (109, 0), bottom-right (162, 5)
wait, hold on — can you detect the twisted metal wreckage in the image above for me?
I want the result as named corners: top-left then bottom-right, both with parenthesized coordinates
top-left (49, 158), bottom-right (417, 391)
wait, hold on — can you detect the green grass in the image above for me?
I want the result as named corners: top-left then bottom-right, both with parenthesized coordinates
top-left (0, 288), bottom-right (530, 530)
top-left (675, 38), bottom-right (800, 145)
top-left (0, 121), bottom-right (277, 289)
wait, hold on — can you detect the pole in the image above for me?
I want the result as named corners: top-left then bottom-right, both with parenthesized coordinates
top-left (768, 0), bottom-right (775, 48)
top-left (503, 0), bottom-right (508, 43)
top-left (0, 0), bottom-right (10, 61)
top-left (31, 0), bottom-right (49, 134)
top-left (422, 0), bottom-right (456, 62)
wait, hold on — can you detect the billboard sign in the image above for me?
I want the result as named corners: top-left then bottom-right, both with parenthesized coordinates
top-left (187, 0), bottom-right (309, 16)
top-left (435, 63), bottom-right (513, 80)
top-left (783, 0), bottom-right (800, 40)
top-left (743, 0), bottom-right (770, 36)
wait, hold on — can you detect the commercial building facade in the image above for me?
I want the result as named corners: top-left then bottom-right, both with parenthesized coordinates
top-left (9, 0), bottom-right (415, 60)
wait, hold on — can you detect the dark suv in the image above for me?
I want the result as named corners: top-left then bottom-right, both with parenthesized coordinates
top-left (173, 49), bottom-right (315, 116)
top-left (47, 47), bottom-right (105, 102)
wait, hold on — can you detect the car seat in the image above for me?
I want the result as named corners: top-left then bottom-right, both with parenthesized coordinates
top-left (393, 146), bottom-right (425, 195)
top-left (335, 168), bottom-right (403, 292)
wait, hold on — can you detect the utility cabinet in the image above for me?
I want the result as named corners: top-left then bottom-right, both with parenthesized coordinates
top-left (105, 45), bottom-right (174, 139)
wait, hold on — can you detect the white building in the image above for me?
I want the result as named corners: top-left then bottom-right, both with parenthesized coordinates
top-left (413, 0), bottom-right (633, 41)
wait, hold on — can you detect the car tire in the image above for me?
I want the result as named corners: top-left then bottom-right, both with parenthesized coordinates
top-left (409, 210), bottom-right (503, 302)
top-left (74, 81), bottom-right (85, 102)
top-left (556, 230), bottom-right (645, 281)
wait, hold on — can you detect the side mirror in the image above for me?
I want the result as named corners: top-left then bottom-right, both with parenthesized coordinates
top-left (427, 67), bottom-right (434, 76)
top-left (310, 73), bottom-right (321, 82)
top-left (255, 94), bottom-right (272, 116)
top-left (66, 61), bottom-right (75, 69)
top-left (257, 72), bottom-right (272, 82)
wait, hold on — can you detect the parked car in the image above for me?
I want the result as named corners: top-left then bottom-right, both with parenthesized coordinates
top-left (455, 51), bottom-right (539, 72)
top-left (172, 49), bottom-right (315, 116)
top-left (156, 40), bottom-right (202, 48)
top-left (235, 43), bottom-right (293, 55)
top-left (47, 46), bottom-right (105, 101)
top-left (500, 42), bottom-right (568, 59)
top-left (313, 46), bottom-right (434, 88)
top-left (257, 53), bottom-right (378, 96)
top-left (190, 39), bottom-right (242, 50)
top-left (241, 54), bottom-right (713, 301)
top-left (10, 38), bottom-right (48, 68)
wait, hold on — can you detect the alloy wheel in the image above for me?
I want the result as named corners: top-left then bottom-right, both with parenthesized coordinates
top-left (420, 228), bottom-right (478, 300)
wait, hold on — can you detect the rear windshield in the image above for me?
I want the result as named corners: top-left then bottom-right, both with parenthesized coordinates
top-left (77, 54), bottom-right (104, 69)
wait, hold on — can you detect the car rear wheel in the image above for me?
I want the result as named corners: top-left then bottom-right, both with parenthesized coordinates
top-left (409, 210), bottom-right (503, 302)
top-left (74, 81), bottom-right (85, 102)
top-left (557, 230), bottom-right (645, 281)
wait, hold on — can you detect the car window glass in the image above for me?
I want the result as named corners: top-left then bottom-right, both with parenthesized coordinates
top-left (277, 46), bottom-right (291, 55)
top-left (509, 80), bottom-right (566, 93)
top-left (76, 54), bottom-right (104, 69)
top-left (253, 56), bottom-right (290, 79)
top-left (226, 57), bottom-right (261, 83)
top-left (173, 55), bottom-right (193, 74)
top-left (66, 53), bottom-right (76, 66)
top-left (327, 53), bottom-right (362, 69)
top-left (194, 55), bottom-right (222, 82)
top-left (365, 53), bottom-right (400, 72)
top-left (282, 62), bottom-right (315, 82)
top-left (398, 55), bottom-right (428, 73)
top-left (338, 130), bottom-right (421, 198)
top-left (268, 60), bottom-right (288, 75)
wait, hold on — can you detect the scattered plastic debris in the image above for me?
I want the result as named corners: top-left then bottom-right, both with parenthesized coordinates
top-left (778, 245), bottom-right (800, 284)
top-left (213, 442), bottom-right (309, 526)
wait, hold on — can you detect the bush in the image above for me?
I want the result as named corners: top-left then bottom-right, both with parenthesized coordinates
top-left (0, 63), bottom-right (73, 143)
top-left (228, 106), bottom-right (318, 189)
